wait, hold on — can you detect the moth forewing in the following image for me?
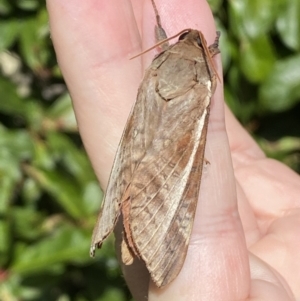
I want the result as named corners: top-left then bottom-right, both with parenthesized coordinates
top-left (90, 9), bottom-right (220, 288)
top-left (90, 86), bottom-right (152, 255)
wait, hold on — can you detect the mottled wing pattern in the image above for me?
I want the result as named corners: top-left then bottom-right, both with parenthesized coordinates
top-left (128, 44), bottom-right (215, 286)
top-left (129, 90), bottom-right (210, 286)
top-left (90, 53), bottom-right (170, 253)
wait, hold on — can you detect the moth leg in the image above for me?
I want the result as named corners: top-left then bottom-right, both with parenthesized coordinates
top-left (151, 0), bottom-right (169, 49)
top-left (204, 158), bottom-right (210, 165)
top-left (208, 31), bottom-right (221, 57)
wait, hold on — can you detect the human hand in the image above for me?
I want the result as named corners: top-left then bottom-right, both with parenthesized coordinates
top-left (47, 0), bottom-right (300, 300)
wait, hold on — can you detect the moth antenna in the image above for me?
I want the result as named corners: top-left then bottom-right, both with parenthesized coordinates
top-left (151, 0), bottom-right (163, 29)
top-left (130, 29), bottom-right (191, 60)
top-left (150, 0), bottom-right (168, 45)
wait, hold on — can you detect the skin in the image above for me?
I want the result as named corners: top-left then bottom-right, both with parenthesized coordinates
top-left (46, 0), bottom-right (300, 300)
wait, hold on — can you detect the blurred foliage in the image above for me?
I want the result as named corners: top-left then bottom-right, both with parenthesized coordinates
top-left (0, 0), bottom-right (299, 301)
top-left (0, 1), bottom-right (130, 301)
top-left (212, 0), bottom-right (300, 171)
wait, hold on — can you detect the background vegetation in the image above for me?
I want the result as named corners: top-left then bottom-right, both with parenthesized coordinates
top-left (0, 0), bottom-right (299, 300)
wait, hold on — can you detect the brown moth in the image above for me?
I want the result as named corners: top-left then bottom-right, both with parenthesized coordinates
top-left (91, 0), bottom-right (220, 287)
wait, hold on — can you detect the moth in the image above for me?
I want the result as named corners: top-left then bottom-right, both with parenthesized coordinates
top-left (91, 0), bottom-right (220, 288)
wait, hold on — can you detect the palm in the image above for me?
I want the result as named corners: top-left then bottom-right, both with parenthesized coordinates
top-left (233, 127), bottom-right (300, 300)
top-left (47, 0), bottom-right (300, 300)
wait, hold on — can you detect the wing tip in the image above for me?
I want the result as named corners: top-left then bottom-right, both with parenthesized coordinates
top-left (150, 272), bottom-right (176, 288)
top-left (90, 242), bottom-right (102, 258)
top-left (90, 244), bottom-right (96, 258)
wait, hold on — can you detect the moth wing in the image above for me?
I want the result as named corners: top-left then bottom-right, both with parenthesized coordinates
top-left (90, 125), bottom-right (130, 253)
top-left (91, 67), bottom-right (164, 254)
top-left (129, 81), bottom-right (212, 286)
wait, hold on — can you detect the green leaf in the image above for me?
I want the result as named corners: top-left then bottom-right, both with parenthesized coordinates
top-left (0, 20), bottom-right (19, 51)
top-left (99, 289), bottom-right (126, 301)
top-left (0, 77), bottom-right (28, 115)
top-left (0, 0), bottom-right (12, 15)
top-left (229, 0), bottom-right (285, 38)
top-left (32, 137), bottom-right (56, 170)
top-left (239, 35), bottom-right (276, 83)
top-left (22, 177), bottom-right (42, 204)
top-left (46, 132), bottom-right (96, 184)
top-left (11, 225), bottom-right (91, 274)
top-left (259, 54), bottom-right (300, 111)
top-left (207, 0), bottom-right (222, 13)
top-left (24, 165), bottom-right (88, 219)
top-left (0, 126), bottom-right (34, 160)
top-left (82, 181), bottom-right (103, 215)
top-left (0, 273), bottom-right (43, 301)
top-left (0, 220), bottom-right (10, 266)
top-left (0, 176), bottom-right (17, 214)
top-left (18, 11), bottom-right (50, 71)
top-left (257, 137), bottom-right (300, 172)
top-left (0, 77), bottom-right (44, 128)
top-left (17, 0), bottom-right (39, 11)
top-left (0, 126), bottom-right (34, 213)
top-left (44, 133), bottom-right (103, 215)
top-left (276, 0), bottom-right (300, 50)
top-left (12, 207), bottom-right (45, 241)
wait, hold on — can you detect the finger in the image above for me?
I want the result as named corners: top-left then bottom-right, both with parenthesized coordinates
top-left (227, 102), bottom-right (300, 231)
top-left (144, 1), bottom-right (250, 300)
top-left (225, 107), bottom-right (263, 246)
top-left (225, 106), bottom-right (265, 165)
top-left (47, 0), bottom-right (143, 186)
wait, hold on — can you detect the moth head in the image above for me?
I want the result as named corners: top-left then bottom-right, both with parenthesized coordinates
top-left (178, 31), bottom-right (190, 41)
top-left (130, 28), bottom-right (209, 60)
top-left (178, 29), bottom-right (207, 49)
